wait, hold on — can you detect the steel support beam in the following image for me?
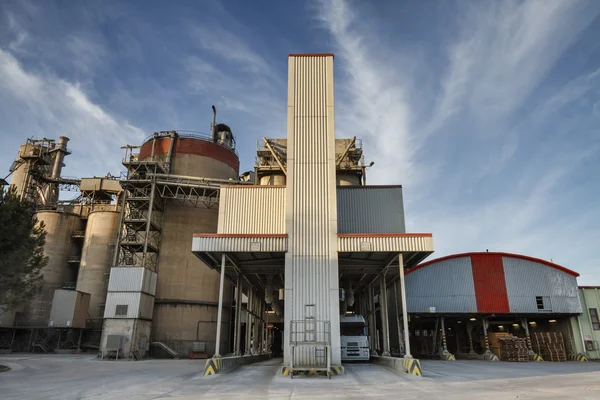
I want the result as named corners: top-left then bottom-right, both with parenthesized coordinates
top-left (213, 254), bottom-right (227, 358)
top-left (380, 273), bottom-right (391, 356)
top-left (398, 253), bottom-right (412, 358)
top-left (233, 275), bottom-right (243, 355)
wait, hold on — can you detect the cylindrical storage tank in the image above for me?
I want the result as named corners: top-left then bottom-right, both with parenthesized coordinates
top-left (259, 174), bottom-right (286, 186)
top-left (336, 172), bottom-right (361, 186)
top-left (139, 136), bottom-right (239, 356)
top-left (76, 210), bottom-right (120, 321)
top-left (30, 211), bottom-right (83, 323)
top-left (9, 144), bottom-right (33, 199)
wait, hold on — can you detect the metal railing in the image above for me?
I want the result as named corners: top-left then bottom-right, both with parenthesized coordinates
top-left (290, 320), bottom-right (331, 345)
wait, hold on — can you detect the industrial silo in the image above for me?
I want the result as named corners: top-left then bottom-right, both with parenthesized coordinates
top-left (138, 129), bottom-right (240, 356)
top-left (30, 211), bottom-right (83, 324)
top-left (76, 210), bottom-right (120, 321)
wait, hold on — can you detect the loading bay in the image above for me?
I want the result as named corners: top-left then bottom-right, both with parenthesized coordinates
top-left (1, 355), bottom-right (600, 399)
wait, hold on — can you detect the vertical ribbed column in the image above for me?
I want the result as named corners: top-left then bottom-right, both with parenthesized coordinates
top-left (284, 54), bottom-right (340, 366)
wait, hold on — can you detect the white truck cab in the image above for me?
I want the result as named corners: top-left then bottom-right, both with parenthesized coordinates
top-left (340, 314), bottom-right (370, 361)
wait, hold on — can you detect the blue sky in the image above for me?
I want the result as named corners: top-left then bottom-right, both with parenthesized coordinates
top-left (1, 0), bottom-right (599, 283)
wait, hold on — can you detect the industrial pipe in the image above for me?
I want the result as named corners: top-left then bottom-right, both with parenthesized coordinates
top-left (166, 131), bottom-right (178, 173)
top-left (211, 105), bottom-right (217, 142)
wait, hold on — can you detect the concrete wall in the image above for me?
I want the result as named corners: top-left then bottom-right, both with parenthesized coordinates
top-left (101, 319), bottom-right (152, 358)
top-left (151, 148), bottom-right (237, 356)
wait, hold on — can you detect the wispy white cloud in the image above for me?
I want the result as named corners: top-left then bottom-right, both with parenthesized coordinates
top-left (436, 0), bottom-right (599, 129)
top-left (315, 0), bottom-right (423, 188)
top-left (0, 48), bottom-right (144, 177)
top-left (315, 0), bottom-right (600, 282)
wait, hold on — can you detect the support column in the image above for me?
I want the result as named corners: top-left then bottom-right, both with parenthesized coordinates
top-left (466, 322), bottom-right (476, 354)
top-left (213, 254), bottom-right (227, 358)
top-left (379, 273), bottom-right (391, 356)
top-left (522, 317), bottom-right (534, 355)
top-left (255, 300), bottom-right (263, 354)
top-left (233, 275), bottom-right (243, 355)
top-left (367, 283), bottom-right (377, 355)
top-left (440, 316), bottom-right (448, 353)
top-left (482, 317), bottom-right (490, 352)
top-left (245, 289), bottom-right (253, 355)
top-left (393, 281), bottom-right (403, 354)
top-left (398, 253), bottom-right (412, 358)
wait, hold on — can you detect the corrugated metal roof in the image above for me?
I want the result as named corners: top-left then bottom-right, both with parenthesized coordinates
top-left (337, 234), bottom-right (433, 252)
top-left (405, 256), bottom-right (477, 313)
top-left (503, 257), bottom-right (581, 313)
top-left (192, 234), bottom-right (287, 253)
top-left (217, 187), bottom-right (286, 234)
top-left (408, 252), bottom-right (579, 277)
top-left (337, 187), bottom-right (406, 234)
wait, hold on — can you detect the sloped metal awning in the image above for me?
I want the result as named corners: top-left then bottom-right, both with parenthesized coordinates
top-left (192, 234), bottom-right (287, 290)
top-left (337, 233), bottom-right (434, 293)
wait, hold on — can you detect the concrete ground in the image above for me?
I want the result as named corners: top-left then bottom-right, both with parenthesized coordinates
top-left (1, 355), bottom-right (600, 399)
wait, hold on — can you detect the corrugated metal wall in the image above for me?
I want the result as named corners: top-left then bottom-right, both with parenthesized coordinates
top-left (503, 257), bottom-right (581, 313)
top-left (337, 187), bottom-right (405, 234)
top-left (405, 256), bottom-right (478, 313)
top-left (104, 292), bottom-right (154, 319)
top-left (218, 187), bottom-right (286, 234)
top-left (471, 254), bottom-right (510, 313)
top-left (107, 267), bottom-right (157, 295)
top-left (284, 54), bottom-right (341, 365)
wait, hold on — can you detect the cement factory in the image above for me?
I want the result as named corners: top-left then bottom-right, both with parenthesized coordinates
top-left (1, 54), bottom-right (599, 378)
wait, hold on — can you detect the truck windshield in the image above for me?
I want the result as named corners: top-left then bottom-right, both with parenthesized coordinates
top-left (341, 323), bottom-right (367, 336)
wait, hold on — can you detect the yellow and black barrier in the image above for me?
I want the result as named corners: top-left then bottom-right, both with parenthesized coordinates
top-left (402, 358), bottom-right (422, 377)
top-left (529, 353), bottom-right (543, 361)
top-left (483, 352), bottom-right (499, 361)
top-left (441, 353), bottom-right (456, 361)
top-left (203, 358), bottom-right (223, 376)
top-left (569, 353), bottom-right (589, 362)
top-left (281, 366), bottom-right (345, 376)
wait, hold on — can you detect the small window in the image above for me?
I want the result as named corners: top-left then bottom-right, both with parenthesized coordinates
top-left (115, 305), bottom-right (128, 316)
top-left (590, 308), bottom-right (600, 331)
top-left (536, 296), bottom-right (545, 310)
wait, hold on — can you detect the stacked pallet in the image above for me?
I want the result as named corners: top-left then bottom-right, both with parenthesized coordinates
top-left (488, 332), bottom-right (510, 359)
top-left (532, 332), bottom-right (566, 362)
top-left (498, 336), bottom-right (528, 362)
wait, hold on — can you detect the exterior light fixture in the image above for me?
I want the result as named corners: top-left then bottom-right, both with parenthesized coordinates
top-left (457, 321), bottom-right (462, 324)
top-left (266, 310), bottom-right (275, 314)
top-left (469, 318), bottom-right (476, 321)
top-left (529, 321), bottom-right (536, 326)
top-left (498, 325), bottom-right (504, 329)
top-left (549, 319), bottom-right (557, 323)
top-left (512, 324), bottom-right (519, 328)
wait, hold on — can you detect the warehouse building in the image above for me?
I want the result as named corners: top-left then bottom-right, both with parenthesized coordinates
top-left (386, 252), bottom-right (583, 361)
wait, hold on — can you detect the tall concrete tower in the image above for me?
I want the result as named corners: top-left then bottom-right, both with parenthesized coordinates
top-left (283, 54), bottom-right (341, 365)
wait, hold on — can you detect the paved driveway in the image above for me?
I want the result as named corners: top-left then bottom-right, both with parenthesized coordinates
top-left (1, 355), bottom-right (600, 399)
